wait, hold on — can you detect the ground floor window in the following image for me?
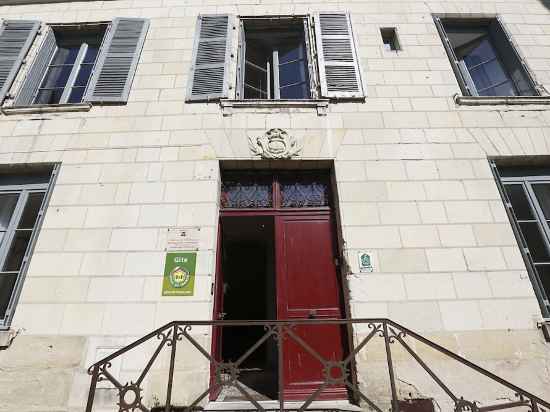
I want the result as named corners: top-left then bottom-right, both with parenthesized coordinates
top-left (493, 162), bottom-right (550, 316)
top-left (0, 165), bottom-right (56, 328)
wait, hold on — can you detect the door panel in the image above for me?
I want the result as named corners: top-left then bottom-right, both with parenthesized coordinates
top-left (276, 214), bottom-right (347, 400)
top-left (209, 221), bottom-right (224, 401)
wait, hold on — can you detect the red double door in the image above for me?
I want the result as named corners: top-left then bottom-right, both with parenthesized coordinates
top-left (213, 212), bottom-right (348, 400)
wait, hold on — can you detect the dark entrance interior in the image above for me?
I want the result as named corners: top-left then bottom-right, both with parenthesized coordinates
top-left (220, 215), bottom-right (278, 399)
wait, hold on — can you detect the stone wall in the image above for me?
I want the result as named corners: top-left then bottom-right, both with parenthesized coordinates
top-left (0, 0), bottom-right (549, 410)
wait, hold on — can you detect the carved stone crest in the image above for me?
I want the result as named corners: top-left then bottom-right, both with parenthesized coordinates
top-left (248, 128), bottom-right (302, 159)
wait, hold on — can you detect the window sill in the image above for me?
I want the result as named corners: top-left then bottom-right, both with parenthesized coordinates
top-left (0, 328), bottom-right (16, 349)
top-left (454, 94), bottom-right (550, 106)
top-left (220, 99), bottom-right (329, 116)
top-left (1, 102), bottom-right (92, 116)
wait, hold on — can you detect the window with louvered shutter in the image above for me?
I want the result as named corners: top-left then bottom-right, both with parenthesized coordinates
top-left (84, 17), bottom-right (149, 104)
top-left (0, 20), bottom-right (40, 104)
top-left (14, 27), bottom-right (56, 106)
top-left (313, 12), bottom-right (365, 99)
top-left (186, 14), bottom-right (233, 102)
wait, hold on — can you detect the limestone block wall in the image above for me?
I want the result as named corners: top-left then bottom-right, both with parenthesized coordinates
top-left (0, 0), bottom-right (549, 410)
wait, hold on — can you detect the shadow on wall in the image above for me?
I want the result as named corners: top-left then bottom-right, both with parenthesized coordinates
top-left (540, 0), bottom-right (550, 9)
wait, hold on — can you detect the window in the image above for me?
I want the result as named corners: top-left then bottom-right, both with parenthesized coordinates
top-left (237, 18), bottom-right (312, 100)
top-left (380, 27), bottom-right (400, 52)
top-left (494, 163), bottom-right (550, 317)
top-left (33, 25), bottom-right (106, 105)
top-left (0, 166), bottom-right (56, 328)
top-left (435, 17), bottom-right (538, 97)
top-left (0, 18), bottom-right (150, 108)
top-left (186, 13), bottom-right (365, 102)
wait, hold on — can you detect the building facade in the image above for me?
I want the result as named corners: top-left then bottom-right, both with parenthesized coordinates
top-left (0, 0), bottom-right (550, 411)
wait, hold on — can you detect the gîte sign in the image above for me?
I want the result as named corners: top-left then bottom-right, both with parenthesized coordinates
top-left (162, 252), bottom-right (196, 296)
top-left (166, 226), bottom-right (201, 251)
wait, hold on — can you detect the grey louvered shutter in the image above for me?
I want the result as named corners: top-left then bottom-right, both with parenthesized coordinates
top-left (314, 13), bottom-right (364, 99)
top-left (0, 20), bottom-right (40, 103)
top-left (186, 14), bottom-right (233, 102)
top-left (14, 27), bottom-right (56, 106)
top-left (84, 18), bottom-right (149, 104)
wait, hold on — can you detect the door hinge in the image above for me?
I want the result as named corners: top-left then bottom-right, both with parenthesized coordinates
top-left (211, 282), bottom-right (214, 295)
top-left (334, 258), bottom-right (340, 267)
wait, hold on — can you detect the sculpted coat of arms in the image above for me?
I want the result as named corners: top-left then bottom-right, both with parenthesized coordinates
top-left (249, 128), bottom-right (302, 159)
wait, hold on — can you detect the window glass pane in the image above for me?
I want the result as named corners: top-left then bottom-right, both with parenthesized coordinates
top-left (221, 176), bottom-right (273, 208)
top-left (531, 184), bottom-right (550, 220)
top-left (518, 222), bottom-right (550, 263)
top-left (34, 88), bottom-right (65, 105)
top-left (490, 81), bottom-right (517, 97)
top-left (0, 194), bottom-right (19, 230)
top-left (244, 62), bottom-right (268, 99)
top-left (280, 178), bottom-right (329, 208)
top-left (0, 274), bottom-right (18, 319)
top-left (504, 184), bottom-right (534, 220)
top-left (68, 87), bottom-right (86, 104)
top-left (74, 63), bottom-right (94, 87)
top-left (535, 265), bottom-right (550, 301)
top-left (83, 45), bottom-right (99, 64)
top-left (279, 61), bottom-right (307, 87)
top-left (3, 231), bottom-right (31, 272)
top-left (280, 82), bottom-right (309, 99)
top-left (18, 193), bottom-right (44, 229)
top-left (279, 44), bottom-right (304, 64)
top-left (51, 46), bottom-right (80, 66)
top-left (41, 65), bottom-right (74, 89)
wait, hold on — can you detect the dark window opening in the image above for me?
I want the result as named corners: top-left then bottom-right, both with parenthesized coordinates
top-left (495, 163), bottom-right (550, 317)
top-left (34, 25), bottom-right (106, 105)
top-left (381, 27), bottom-right (400, 51)
top-left (437, 18), bottom-right (537, 97)
top-left (238, 18), bottom-right (311, 100)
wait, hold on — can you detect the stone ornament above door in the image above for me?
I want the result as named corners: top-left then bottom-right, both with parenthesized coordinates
top-left (249, 128), bottom-right (302, 159)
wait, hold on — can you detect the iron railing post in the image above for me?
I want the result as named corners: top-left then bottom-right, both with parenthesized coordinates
top-left (165, 324), bottom-right (178, 412)
top-left (383, 321), bottom-right (399, 412)
top-left (85, 365), bottom-right (99, 412)
top-left (277, 324), bottom-right (284, 412)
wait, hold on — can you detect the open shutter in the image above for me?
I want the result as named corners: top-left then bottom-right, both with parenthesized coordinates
top-left (314, 12), bottom-right (364, 99)
top-left (84, 17), bottom-right (149, 104)
top-left (14, 27), bottom-right (56, 106)
top-left (0, 20), bottom-right (40, 104)
top-left (186, 14), bottom-right (233, 102)
top-left (433, 16), bottom-right (474, 96)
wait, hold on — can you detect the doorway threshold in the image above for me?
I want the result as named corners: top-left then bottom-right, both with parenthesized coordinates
top-left (204, 400), bottom-right (361, 411)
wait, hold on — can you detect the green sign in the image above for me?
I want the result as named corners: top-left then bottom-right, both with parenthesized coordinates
top-left (162, 252), bottom-right (196, 296)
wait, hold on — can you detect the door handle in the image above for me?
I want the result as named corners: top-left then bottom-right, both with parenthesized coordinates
top-left (308, 310), bottom-right (317, 319)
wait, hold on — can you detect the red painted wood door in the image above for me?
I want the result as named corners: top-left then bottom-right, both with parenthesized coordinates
top-left (276, 214), bottom-right (347, 400)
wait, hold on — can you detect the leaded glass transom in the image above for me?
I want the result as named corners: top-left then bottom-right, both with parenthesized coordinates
top-left (221, 176), bottom-right (273, 208)
top-left (221, 171), bottom-right (331, 209)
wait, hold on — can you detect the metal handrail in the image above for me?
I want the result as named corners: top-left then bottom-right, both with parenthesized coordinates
top-left (85, 318), bottom-right (550, 412)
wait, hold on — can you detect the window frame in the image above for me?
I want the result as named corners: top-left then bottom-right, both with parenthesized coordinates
top-left (491, 161), bottom-right (550, 318)
top-left (434, 15), bottom-right (540, 98)
top-left (31, 24), bottom-right (107, 106)
top-left (235, 15), bottom-right (319, 101)
top-left (0, 166), bottom-right (57, 329)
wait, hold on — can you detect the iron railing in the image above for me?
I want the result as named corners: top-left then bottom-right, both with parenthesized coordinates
top-left (85, 318), bottom-right (550, 412)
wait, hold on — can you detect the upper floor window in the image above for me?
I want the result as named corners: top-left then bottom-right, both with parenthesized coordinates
top-left (495, 163), bottom-right (550, 318)
top-left (435, 17), bottom-right (539, 97)
top-left (33, 25), bottom-right (106, 105)
top-left (237, 18), bottom-right (312, 100)
top-left (186, 13), bottom-right (365, 102)
top-left (0, 166), bottom-right (56, 329)
top-left (0, 18), bottom-right (150, 108)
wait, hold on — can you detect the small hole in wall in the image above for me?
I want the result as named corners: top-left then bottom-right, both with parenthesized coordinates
top-left (380, 27), bottom-right (400, 51)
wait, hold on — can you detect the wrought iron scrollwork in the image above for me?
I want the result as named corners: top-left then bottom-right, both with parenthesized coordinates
top-left (84, 319), bottom-right (550, 412)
